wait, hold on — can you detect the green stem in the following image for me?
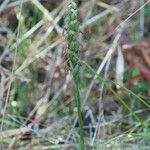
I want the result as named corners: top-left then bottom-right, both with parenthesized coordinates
top-left (74, 77), bottom-right (85, 150)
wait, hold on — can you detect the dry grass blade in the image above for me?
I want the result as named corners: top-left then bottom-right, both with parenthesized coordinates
top-left (0, 0), bottom-right (149, 149)
top-left (0, 127), bottom-right (29, 138)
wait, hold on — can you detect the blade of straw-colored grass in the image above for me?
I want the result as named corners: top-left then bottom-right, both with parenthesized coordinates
top-left (2, 0), bottom-right (30, 11)
top-left (15, 38), bottom-right (63, 74)
top-left (0, 0), bottom-right (10, 12)
top-left (0, 0), bottom-right (24, 132)
top-left (0, 127), bottom-right (29, 138)
top-left (7, 114), bottom-right (56, 144)
top-left (0, 71), bottom-right (5, 116)
top-left (115, 46), bottom-right (125, 87)
top-left (81, 9), bottom-right (114, 29)
top-left (91, 56), bottom-right (112, 146)
top-left (115, 0), bottom-right (150, 31)
top-left (140, 0), bottom-right (145, 32)
top-left (0, 1), bottom-right (63, 62)
top-left (97, 1), bottom-right (118, 10)
top-left (35, 1), bottom-right (67, 48)
top-left (0, 20), bottom-right (44, 62)
top-left (31, 0), bottom-right (62, 34)
top-left (3, 39), bottom-right (63, 93)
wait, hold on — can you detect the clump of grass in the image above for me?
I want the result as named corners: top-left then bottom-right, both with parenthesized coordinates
top-left (66, 1), bottom-right (85, 149)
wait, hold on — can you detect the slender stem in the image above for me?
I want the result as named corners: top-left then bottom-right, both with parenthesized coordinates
top-left (66, 1), bottom-right (84, 148)
top-left (74, 77), bottom-right (85, 150)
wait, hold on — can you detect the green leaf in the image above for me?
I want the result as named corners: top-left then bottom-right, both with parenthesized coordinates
top-left (67, 30), bottom-right (75, 40)
top-left (68, 41), bottom-right (78, 51)
top-left (131, 67), bottom-right (140, 78)
top-left (131, 133), bottom-right (150, 139)
top-left (71, 1), bottom-right (77, 10)
top-left (68, 20), bottom-right (79, 32)
top-left (67, 9), bottom-right (77, 21)
top-left (133, 81), bottom-right (148, 92)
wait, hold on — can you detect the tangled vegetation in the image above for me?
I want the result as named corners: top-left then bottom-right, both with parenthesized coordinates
top-left (0, 0), bottom-right (150, 149)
